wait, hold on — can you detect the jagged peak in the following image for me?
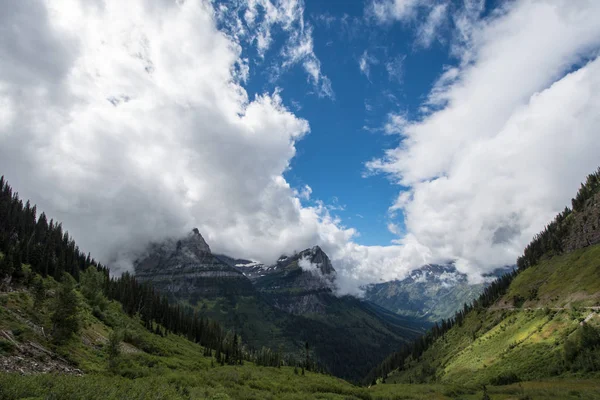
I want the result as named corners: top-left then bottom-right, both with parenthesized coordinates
top-left (298, 245), bottom-right (335, 275)
top-left (181, 228), bottom-right (211, 253)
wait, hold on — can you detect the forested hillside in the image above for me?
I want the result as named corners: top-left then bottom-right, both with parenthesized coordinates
top-left (367, 168), bottom-right (600, 388)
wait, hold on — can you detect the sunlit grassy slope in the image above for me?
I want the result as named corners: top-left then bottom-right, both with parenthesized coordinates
top-left (384, 244), bottom-right (600, 387)
top-left (500, 244), bottom-right (600, 308)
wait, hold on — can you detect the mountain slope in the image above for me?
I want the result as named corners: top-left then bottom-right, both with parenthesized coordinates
top-left (371, 168), bottom-right (600, 387)
top-left (386, 245), bottom-right (600, 386)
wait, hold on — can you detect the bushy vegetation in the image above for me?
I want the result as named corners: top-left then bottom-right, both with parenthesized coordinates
top-left (564, 323), bottom-right (600, 372)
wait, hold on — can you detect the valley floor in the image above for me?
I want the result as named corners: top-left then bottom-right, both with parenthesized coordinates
top-left (2, 370), bottom-right (600, 400)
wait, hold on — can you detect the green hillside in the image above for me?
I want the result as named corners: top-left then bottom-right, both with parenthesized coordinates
top-left (6, 267), bottom-right (595, 400)
top-left (384, 246), bottom-right (600, 385)
top-left (369, 169), bottom-right (600, 393)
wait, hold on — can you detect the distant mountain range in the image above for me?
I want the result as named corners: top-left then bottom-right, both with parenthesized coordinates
top-left (363, 264), bottom-right (513, 322)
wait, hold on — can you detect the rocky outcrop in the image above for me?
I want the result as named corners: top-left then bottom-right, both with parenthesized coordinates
top-left (564, 192), bottom-right (600, 252)
top-left (134, 229), bottom-right (254, 300)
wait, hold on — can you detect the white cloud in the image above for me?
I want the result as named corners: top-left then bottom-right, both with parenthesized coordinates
top-left (369, 0), bottom-right (422, 24)
top-left (359, 50), bottom-right (378, 79)
top-left (415, 3), bottom-right (448, 48)
top-left (295, 184), bottom-right (312, 200)
top-left (383, 113), bottom-right (409, 134)
top-left (368, 0), bottom-right (600, 278)
top-left (368, 0), bottom-right (482, 54)
top-left (219, 0), bottom-right (333, 98)
top-left (385, 55), bottom-right (406, 83)
top-left (0, 0), bottom-right (342, 271)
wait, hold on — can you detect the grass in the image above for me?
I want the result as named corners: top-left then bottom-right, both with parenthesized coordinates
top-left (382, 245), bottom-right (600, 389)
top-left (3, 371), bottom-right (600, 399)
top-left (502, 244), bottom-right (600, 308)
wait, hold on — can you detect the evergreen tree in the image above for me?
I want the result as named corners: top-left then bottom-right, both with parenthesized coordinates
top-left (80, 266), bottom-right (108, 312)
top-left (32, 275), bottom-right (45, 309)
top-left (0, 248), bottom-right (14, 281)
top-left (51, 274), bottom-right (81, 343)
top-left (107, 329), bottom-right (122, 371)
top-left (481, 385), bottom-right (490, 400)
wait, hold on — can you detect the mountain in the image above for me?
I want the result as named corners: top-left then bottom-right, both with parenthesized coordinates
top-left (134, 231), bottom-right (428, 381)
top-left (250, 246), bottom-right (336, 315)
top-left (364, 264), bottom-right (512, 322)
top-left (368, 168), bottom-right (600, 387)
top-left (134, 228), bottom-right (255, 299)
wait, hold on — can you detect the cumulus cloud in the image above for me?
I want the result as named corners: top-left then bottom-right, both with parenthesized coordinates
top-left (0, 0), bottom-right (343, 270)
top-left (368, 0), bottom-right (600, 278)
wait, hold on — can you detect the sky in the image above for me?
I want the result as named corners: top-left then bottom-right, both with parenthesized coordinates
top-left (1, 0), bottom-right (600, 295)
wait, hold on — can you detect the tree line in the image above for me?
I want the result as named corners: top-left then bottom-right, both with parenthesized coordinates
top-left (517, 167), bottom-right (600, 270)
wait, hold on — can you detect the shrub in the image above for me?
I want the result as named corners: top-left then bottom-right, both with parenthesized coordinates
top-left (489, 372), bottom-right (520, 385)
top-left (0, 339), bottom-right (15, 355)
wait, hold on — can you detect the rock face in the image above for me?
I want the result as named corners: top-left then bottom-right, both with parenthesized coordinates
top-left (564, 192), bottom-right (600, 252)
top-left (246, 246), bottom-right (337, 315)
top-left (134, 229), bottom-right (254, 299)
top-left (364, 264), bottom-right (512, 322)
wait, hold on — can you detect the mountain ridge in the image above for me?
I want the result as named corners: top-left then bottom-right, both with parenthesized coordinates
top-left (132, 229), bottom-right (428, 381)
top-left (364, 263), bottom-right (513, 322)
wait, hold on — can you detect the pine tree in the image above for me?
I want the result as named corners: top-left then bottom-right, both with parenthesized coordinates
top-left (32, 275), bottom-right (45, 309)
top-left (0, 248), bottom-right (14, 281)
top-left (305, 341), bottom-right (310, 371)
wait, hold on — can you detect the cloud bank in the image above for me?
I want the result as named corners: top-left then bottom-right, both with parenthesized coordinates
top-left (367, 0), bottom-right (600, 280)
top-left (0, 0), bottom-right (344, 271)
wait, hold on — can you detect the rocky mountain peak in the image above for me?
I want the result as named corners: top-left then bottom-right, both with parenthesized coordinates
top-left (296, 245), bottom-right (335, 276)
top-left (134, 229), bottom-right (253, 298)
top-left (186, 228), bottom-right (211, 253)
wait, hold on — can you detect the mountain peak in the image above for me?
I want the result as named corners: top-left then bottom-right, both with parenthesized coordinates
top-left (297, 246), bottom-right (335, 276)
top-left (187, 228), bottom-right (211, 253)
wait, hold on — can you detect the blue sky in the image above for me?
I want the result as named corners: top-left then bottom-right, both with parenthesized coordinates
top-left (236, 0), bottom-right (457, 245)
